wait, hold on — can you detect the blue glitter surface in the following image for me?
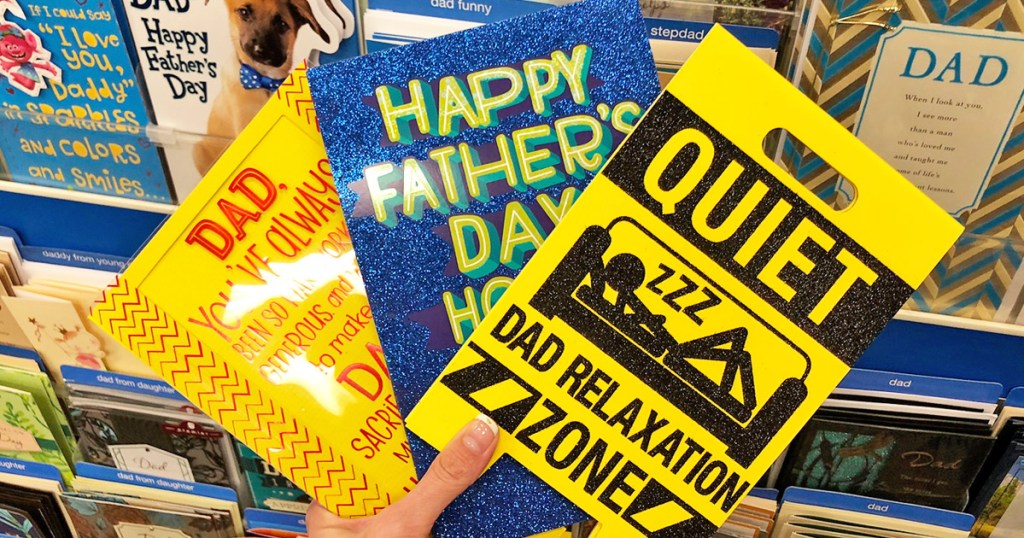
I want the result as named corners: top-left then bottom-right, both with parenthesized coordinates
top-left (308, 0), bottom-right (658, 535)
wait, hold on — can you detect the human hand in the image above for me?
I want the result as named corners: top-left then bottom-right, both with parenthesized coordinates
top-left (306, 414), bottom-right (499, 537)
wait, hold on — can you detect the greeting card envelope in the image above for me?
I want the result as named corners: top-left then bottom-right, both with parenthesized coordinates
top-left (407, 26), bottom-right (963, 537)
top-left (0, 297), bottom-right (32, 350)
top-left (0, 252), bottom-right (21, 288)
top-left (0, 268), bottom-right (13, 297)
top-left (307, 0), bottom-right (659, 534)
top-left (90, 64), bottom-right (418, 518)
top-left (0, 355), bottom-right (39, 372)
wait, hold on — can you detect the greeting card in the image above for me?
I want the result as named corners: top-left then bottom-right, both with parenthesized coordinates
top-left (0, 457), bottom-right (75, 538)
top-left (778, 417), bottom-right (993, 510)
top-left (784, 0), bottom-right (1024, 321)
top-left (407, 26), bottom-right (962, 537)
top-left (0, 482), bottom-right (74, 538)
top-left (61, 493), bottom-right (234, 538)
top-left (68, 399), bottom-right (242, 490)
top-left (0, 296), bottom-right (32, 350)
top-left (0, 385), bottom-right (72, 484)
top-left (236, 442), bottom-right (311, 513)
top-left (306, 0), bottom-right (659, 533)
top-left (90, 64), bottom-right (418, 520)
top-left (19, 282), bottom-right (154, 377)
top-left (0, 294), bottom-right (108, 374)
top-left (0, 0), bottom-right (172, 202)
top-left (0, 365), bottom-right (78, 466)
top-left (117, 0), bottom-right (362, 194)
top-left (72, 463), bottom-right (243, 535)
top-left (0, 504), bottom-right (46, 538)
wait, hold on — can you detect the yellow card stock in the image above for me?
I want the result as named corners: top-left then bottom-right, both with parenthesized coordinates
top-left (407, 27), bottom-right (963, 537)
top-left (90, 65), bottom-right (418, 518)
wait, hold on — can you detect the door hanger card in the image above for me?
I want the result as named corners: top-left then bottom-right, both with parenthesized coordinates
top-left (407, 26), bottom-right (963, 537)
top-left (90, 64), bottom-right (418, 518)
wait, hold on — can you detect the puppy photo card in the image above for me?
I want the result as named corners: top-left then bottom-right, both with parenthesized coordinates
top-left (118, 0), bottom-right (360, 196)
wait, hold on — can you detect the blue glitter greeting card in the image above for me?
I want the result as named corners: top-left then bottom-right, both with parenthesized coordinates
top-left (307, 0), bottom-right (658, 534)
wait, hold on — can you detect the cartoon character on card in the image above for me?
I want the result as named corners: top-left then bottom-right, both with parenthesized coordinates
top-left (192, 0), bottom-right (355, 175)
top-left (0, 23), bottom-right (61, 97)
top-left (0, 0), bottom-right (25, 19)
top-left (28, 318), bottom-right (106, 369)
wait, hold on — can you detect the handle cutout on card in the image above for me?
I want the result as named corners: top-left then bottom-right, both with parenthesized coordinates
top-left (764, 127), bottom-right (858, 210)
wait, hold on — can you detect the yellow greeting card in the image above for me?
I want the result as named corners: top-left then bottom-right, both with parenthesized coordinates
top-left (407, 27), bottom-right (963, 537)
top-left (90, 64), bottom-right (418, 518)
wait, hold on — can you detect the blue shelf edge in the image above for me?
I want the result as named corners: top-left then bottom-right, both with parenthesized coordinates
top-left (860, 311), bottom-right (1024, 397)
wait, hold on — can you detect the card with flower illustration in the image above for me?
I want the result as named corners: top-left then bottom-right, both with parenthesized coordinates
top-left (0, 385), bottom-right (72, 484)
top-left (0, 365), bottom-right (77, 468)
top-left (19, 282), bottom-right (154, 378)
top-left (0, 294), bottom-right (108, 376)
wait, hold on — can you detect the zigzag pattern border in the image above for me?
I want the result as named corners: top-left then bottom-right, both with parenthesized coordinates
top-left (92, 277), bottom-right (391, 517)
top-left (277, 63), bottom-right (320, 130)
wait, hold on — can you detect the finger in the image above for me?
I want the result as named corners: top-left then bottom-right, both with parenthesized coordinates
top-left (379, 414), bottom-right (499, 535)
top-left (305, 502), bottom-right (370, 536)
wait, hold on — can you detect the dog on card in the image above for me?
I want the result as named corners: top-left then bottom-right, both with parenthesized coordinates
top-left (193, 0), bottom-right (353, 175)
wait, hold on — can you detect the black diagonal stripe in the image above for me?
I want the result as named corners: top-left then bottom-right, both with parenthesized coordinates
top-left (623, 479), bottom-right (720, 537)
top-left (440, 342), bottom-right (542, 432)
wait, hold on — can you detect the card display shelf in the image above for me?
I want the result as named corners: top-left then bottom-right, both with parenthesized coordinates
top-left (0, 111), bottom-right (229, 258)
top-left (0, 178), bottom-right (176, 215)
top-left (1, 84), bottom-right (1021, 399)
top-left (863, 310), bottom-right (1024, 396)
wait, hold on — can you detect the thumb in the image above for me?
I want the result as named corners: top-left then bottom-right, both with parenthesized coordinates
top-left (379, 414), bottom-right (499, 535)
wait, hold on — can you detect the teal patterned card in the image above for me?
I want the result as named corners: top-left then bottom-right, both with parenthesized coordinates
top-left (236, 442), bottom-right (310, 513)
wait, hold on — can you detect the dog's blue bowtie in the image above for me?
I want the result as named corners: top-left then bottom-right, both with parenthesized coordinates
top-left (240, 63), bottom-right (286, 91)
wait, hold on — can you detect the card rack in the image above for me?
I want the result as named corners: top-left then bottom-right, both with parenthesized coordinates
top-left (5, 130), bottom-right (1021, 395)
top-left (0, 110), bottom-right (187, 261)
top-left (1, 0), bottom-right (1023, 534)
